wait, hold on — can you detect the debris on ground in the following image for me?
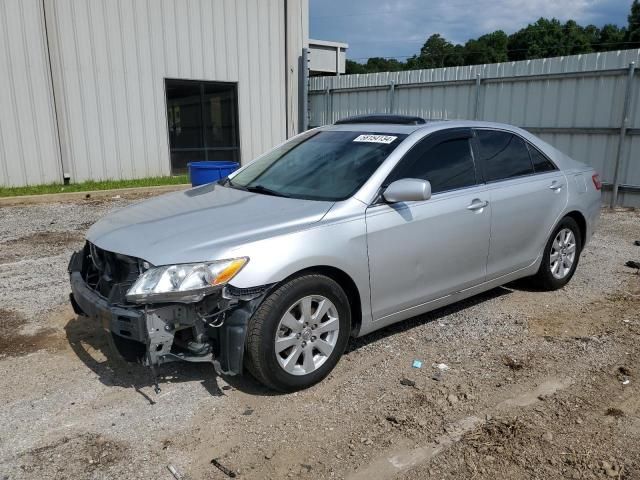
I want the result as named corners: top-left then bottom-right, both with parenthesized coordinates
top-left (412, 359), bottom-right (423, 368)
top-left (617, 366), bottom-right (632, 385)
top-left (625, 260), bottom-right (640, 271)
top-left (634, 240), bottom-right (640, 246)
top-left (432, 363), bottom-right (450, 371)
top-left (211, 458), bottom-right (237, 478)
top-left (601, 461), bottom-right (622, 478)
top-left (501, 354), bottom-right (526, 370)
top-left (167, 464), bottom-right (184, 480)
top-left (605, 407), bottom-right (625, 418)
top-left (400, 378), bottom-right (417, 387)
top-left (617, 366), bottom-right (631, 377)
top-left (431, 363), bottom-right (449, 381)
top-left (386, 414), bottom-right (407, 425)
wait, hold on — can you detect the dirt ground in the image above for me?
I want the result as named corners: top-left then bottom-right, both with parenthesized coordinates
top-left (0, 195), bottom-right (639, 480)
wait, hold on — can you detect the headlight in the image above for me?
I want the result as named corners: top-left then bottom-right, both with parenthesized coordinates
top-left (126, 257), bottom-right (248, 303)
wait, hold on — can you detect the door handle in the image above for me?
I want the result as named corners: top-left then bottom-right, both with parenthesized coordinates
top-left (467, 199), bottom-right (489, 211)
top-left (549, 181), bottom-right (564, 192)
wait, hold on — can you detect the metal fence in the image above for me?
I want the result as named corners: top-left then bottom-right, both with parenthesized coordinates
top-left (309, 49), bottom-right (640, 207)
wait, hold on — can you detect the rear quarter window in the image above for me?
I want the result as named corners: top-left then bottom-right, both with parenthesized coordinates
top-left (527, 143), bottom-right (557, 173)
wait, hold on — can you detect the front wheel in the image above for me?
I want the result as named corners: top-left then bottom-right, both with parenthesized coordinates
top-left (530, 216), bottom-right (582, 291)
top-left (245, 274), bottom-right (351, 392)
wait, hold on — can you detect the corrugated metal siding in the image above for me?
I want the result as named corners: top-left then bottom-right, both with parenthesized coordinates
top-left (43, 0), bottom-right (295, 182)
top-left (309, 49), bottom-right (640, 206)
top-left (0, 0), bottom-right (61, 186)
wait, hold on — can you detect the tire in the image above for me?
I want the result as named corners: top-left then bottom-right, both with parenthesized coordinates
top-left (245, 274), bottom-right (351, 392)
top-left (530, 216), bottom-right (582, 291)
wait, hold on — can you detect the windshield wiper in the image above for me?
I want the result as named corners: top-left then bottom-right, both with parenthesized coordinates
top-left (245, 184), bottom-right (290, 198)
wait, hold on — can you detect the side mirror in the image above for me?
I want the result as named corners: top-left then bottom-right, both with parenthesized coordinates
top-left (382, 178), bottom-right (432, 203)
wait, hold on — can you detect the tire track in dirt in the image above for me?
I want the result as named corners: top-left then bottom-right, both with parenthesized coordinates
top-left (347, 377), bottom-right (570, 480)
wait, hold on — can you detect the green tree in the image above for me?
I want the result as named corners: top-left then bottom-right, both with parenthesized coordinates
top-left (410, 34), bottom-right (463, 68)
top-left (463, 30), bottom-right (508, 65)
top-left (364, 57), bottom-right (404, 72)
top-left (563, 20), bottom-right (593, 55)
top-left (345, 59), bottom-right (367, 74)
top-left (583, 24), bottom-right (601, 47)
top-left (346, 57), bottom-right (404, 74)
top-left (627, 0), bottom-right (640, 44)
top-left (507, 18), bottom-right (566, 60)
top-left (597, 24), bottom-right (626, 51)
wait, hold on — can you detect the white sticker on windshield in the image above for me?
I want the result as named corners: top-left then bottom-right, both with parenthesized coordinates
top-left (353, 134), bottom-right (398, 144)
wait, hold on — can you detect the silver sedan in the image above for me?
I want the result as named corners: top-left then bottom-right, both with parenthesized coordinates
top-left (69, 115), bottom-right (601, 391)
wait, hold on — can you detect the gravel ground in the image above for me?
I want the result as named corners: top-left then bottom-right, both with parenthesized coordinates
top-left (0, 195), bottom-right (639, 480)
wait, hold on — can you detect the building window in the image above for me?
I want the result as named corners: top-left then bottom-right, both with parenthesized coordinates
top-left (165, 79), bottom-right (240, 174)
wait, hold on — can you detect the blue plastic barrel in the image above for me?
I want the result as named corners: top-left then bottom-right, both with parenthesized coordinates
top-left (188, 161), bottom-right (240, 187)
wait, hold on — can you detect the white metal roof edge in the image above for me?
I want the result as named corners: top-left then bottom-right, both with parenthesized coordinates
top-left (309, 38), bottom-right (349, 49)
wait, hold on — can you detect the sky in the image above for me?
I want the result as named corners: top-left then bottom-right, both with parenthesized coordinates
top-left (309, 0), bottom-right (633, 61)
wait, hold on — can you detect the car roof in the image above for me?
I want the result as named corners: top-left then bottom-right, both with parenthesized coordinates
top-left (325, 122), bottom-right (436, 134)
top-left (324, 119), bottom-right (524, 135)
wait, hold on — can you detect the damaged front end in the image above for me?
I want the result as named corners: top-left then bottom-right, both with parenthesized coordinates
top-left (68, 242), bottom-right (270, 379)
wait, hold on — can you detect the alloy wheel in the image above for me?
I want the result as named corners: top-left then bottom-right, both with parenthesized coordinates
top-left (550, 228), bottom-right (576, 279)
top-left (274, 295), bottom-right (340, 376)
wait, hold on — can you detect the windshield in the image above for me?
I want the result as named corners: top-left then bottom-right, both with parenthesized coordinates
top-left (228, 130), bottom-right (407, 201)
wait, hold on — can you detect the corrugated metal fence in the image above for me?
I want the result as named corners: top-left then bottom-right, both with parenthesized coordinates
top-left (309, 49), bottom-right (640, 207)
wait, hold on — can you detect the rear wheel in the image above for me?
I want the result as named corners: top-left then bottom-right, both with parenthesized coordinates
top-left (530, 216), bottom-right (582, 290)
top-left (245, 274), bottom-right (351, 392)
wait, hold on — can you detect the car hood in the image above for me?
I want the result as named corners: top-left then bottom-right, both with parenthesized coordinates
top-left (87, 183), bottom-right (334, 265)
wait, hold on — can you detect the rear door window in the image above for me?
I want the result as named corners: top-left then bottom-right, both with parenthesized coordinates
top-left (475, 130), bottom-right (534, 182)
top-left (387, 135), bottom-right (477, 194)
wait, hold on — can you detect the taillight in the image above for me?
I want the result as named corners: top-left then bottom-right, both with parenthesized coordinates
top-left (592, 173), bottom-right (602, 190)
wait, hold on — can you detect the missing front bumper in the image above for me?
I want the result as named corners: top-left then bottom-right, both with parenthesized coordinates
top-left (68, 249), bottom-right (269, 376)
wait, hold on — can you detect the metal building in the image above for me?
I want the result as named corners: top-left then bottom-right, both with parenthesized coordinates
top-left (0, 0), bottom-right (309, 187)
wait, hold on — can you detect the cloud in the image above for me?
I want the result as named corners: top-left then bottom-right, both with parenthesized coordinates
top-left (310, 0), bottom-right (632, 60)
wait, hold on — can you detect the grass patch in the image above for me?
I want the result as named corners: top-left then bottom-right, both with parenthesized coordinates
top-left (0, 176), bottom-right (189, 197)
